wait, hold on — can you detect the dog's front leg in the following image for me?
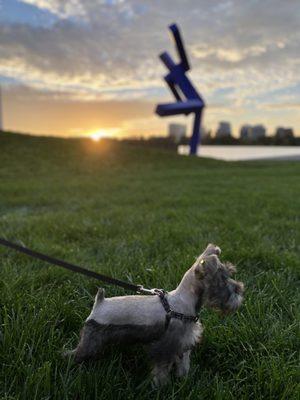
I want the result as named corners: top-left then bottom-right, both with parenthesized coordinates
top-left (151, 361), bottom-right (174, 387)
top-left (175, 350), bottom-right (191, 377)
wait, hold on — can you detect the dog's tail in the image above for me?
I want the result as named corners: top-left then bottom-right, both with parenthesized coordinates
top-left (95, 287), bottom-right (105, 304)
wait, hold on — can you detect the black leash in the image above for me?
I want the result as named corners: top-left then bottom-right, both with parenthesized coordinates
top-left (0, 237), bottom-right (198, 324)
top-left (0, 237), bottom-right (141, 292)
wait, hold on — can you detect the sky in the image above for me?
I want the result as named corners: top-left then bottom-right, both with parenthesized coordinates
top-left (0, 0), bottom-right (299, 139)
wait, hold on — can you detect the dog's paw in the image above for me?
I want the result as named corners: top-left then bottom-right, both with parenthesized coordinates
top-left (62, 349), bottom-right (76, 359)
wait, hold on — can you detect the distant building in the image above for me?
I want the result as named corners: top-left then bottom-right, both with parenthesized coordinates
top-left (275, 127), bottom-right (294, 139)
top-left (168, 123), bottom-right (186, 143)
top-left (215, 121), bottom-right (232, 138)
top-left (251, 125), bottom-right (266, 140)
top-left (240, 124), bottom-right (252, 140)
top-left (240, 124), bottom-right (266, 140)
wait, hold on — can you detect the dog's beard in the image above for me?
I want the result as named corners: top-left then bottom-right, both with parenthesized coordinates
top-left (203, 291), bottom-right (243, 314)
top-left (225, 292), bottom-right (243, 313)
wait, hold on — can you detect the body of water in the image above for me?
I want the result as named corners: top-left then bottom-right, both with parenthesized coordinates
top-left (178, 145), bottom-right (300, 161)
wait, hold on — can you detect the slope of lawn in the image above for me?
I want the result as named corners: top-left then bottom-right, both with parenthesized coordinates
top-left (0, 132), bottom-right (299, 399)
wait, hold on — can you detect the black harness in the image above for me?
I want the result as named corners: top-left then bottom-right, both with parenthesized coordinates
top-left (0, 238), bottom-right (199, 325)
top-left (153, 289), bottom-right (198, 327)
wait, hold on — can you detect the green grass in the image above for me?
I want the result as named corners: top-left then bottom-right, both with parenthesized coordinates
top-left (0, 132), bottom-right (299, 400)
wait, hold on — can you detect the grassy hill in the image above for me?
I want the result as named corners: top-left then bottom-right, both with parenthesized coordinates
top-left (0, 132), bottom-right (299, 399)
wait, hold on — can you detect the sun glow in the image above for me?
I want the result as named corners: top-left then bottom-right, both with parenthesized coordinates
top-left (88, 128), bottom-right (120, 142)
top-left (90, 129), bottom-right (108, 142)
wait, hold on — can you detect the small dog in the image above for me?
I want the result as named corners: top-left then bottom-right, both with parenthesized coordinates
top-left (67, 244), bottom-right (244, 386)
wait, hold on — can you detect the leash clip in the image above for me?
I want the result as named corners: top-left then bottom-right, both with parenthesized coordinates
top-left (137, 285), bottom-right (163, 295)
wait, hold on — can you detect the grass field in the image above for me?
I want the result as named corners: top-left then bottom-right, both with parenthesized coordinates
top-left (0, 132), bottom-right (299, 400)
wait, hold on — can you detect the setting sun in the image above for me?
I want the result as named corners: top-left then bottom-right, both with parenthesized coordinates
top-left (89, 128), bottom-right (120, 142)
top-left (90, 129), bottom-right (109, 142)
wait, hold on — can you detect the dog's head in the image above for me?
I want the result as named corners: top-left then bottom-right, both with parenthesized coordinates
top-left (194, 246), bottom-right (244, 314)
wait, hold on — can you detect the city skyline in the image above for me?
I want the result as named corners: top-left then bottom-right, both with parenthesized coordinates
top-left (0, 0), bottom-right (299, 138)
top-left (168, 121), bottom-right (294, 140)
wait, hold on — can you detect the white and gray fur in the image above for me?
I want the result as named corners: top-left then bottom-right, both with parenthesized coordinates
top-left (66, 244), bottom-right (244, 386)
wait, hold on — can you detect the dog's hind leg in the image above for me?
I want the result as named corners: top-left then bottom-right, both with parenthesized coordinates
top-left (64, 289), bottom-right (106, 363)
top-left (73, 319), bottom-right (104, 363)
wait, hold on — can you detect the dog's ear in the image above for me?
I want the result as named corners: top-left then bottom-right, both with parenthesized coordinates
top-left (195, 254), bottom-right (219, 278)
top-left (201, 244), bottom-right (221, 258)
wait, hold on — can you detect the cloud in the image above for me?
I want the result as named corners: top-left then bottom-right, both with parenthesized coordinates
top-left (262, 103), bottom-right (300, 111)
top-left (20, 0), bottom-right (86, 18)
top-left (3, 84), bottom-right (156, 136)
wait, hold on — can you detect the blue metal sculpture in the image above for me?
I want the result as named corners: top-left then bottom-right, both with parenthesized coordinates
top-left (155, 24), bottom-right (205, 155)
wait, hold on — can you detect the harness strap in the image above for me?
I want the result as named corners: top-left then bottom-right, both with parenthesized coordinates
top-left (154, 289), bottom-right (198, 327)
